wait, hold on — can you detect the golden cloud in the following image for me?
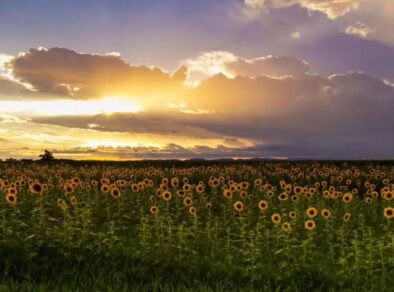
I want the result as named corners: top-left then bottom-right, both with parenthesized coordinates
top-left (5, 47), bottom-right (187, 100)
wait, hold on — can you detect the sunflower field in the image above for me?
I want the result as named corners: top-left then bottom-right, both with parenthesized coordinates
top-left (0, 161), bottom-right (393, 291)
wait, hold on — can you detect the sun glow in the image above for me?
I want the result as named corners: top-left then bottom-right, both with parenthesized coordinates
top-left (0, 97), bottom-right (142, 116)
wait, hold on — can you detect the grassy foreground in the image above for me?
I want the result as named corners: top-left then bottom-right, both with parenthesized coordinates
top-left (0, 161), bottom-right (393, 291)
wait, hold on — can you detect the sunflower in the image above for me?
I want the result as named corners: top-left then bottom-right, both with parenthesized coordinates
top-left (309, 187), bottom-right (317, 195)
top-left (30, 182), bottom-right (43, 196)
top-left (57, 199), bottom-right (67, 211)
top-left (304, 192), bottom-right (313, 199)
top-left (65, 185), bottom-right (73, 193)
top-left (321, 209), bottom-right (331, 219)
top-left (183, 196), bottom-right (193, 207)
top-left (241, 182), bottom-right (249, 190)
top-left (304, 220), bottom-right (316, 231)
top-left (294, 186), bottom-right (303, 195)
top-left (278, 192), bottom-right (288, 201)
top-left (57, 198), bottom-right (64, 207)
top-left (205, 202), bottom-right (212, 209)
top-left (162, 191), bottom-right (172, 201)
top-left (7, 187), bottom-right (17, 195)
top-left (210, 178), bottom-right (220, 188)
top-left (150, 205), bottom-right (158, 215)
top-left (289, 211), bottom-right (296, 219)
top-left (110, 187), bottom-right (121, 199)
top-left (271, 213), bottom-right (281, 224)
top-left (101, 184), bottom-right (110, 193)
top-left (381, 185), bottom-right (389, 192)
top-left (101, 178), bottom-right (110, 185)
top-left (383, 191), bottom-right (393, 201)
top-left (258, 200), bottom-right (269, 211)
top-left (323, 190), bottom-right (331, 199)
top-left (343, 212), bottom-right (352, 222)
top-left (284, 184), bottom-right (292, 194)
top-left (223, 189), bottom-right (233, 199)
top-left (189, 206), bottom-right (196, 216)
top-left (72, 177), bottom-right (80, 184)
top-left (176, 190), bottom-right (185, 197)
top-left (233, 200), bottom-right (244, 212)
top-left (306, 207), bottom-right (318, 218)
top-left (365, 196), bottom-right (373, 204)
top-left (240, 191), bottom-right (248, 199)
top-left (160, 184), bottom-right (169, 191)
top-left (70, 195), bottom-right (78, 207)
top-left (281, 222), bottom-right (291, 232)
top-left (64, 191), bottom-right (72, 200)
top-left (131, 183), bottom-right (139, 192)
top-left (342, 192), bottom-right (353, 204)
top-left (383, 207), bottom-right (394, 219)
top-left (171, 177), bottom-right (179, 188)
top-left (183, 184), bottom-right (192, 192)
top-left (254, 178), bottom-right (262, 186)
top-left (291, 195), bottom-right (299, 202)
top-left (5, 193), bottom-right (16, 205)
top-left (196, 184), bottom-right (204, 193)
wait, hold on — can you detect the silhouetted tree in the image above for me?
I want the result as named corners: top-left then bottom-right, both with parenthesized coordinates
top-left (39, 150), bottom-right (55, 161)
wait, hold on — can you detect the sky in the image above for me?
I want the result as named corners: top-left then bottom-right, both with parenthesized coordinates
top-left (0, 0), bottom-right (394, 160)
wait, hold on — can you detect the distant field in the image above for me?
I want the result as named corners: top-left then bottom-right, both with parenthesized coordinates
top-left (0, 160), bottom-right (393, 291)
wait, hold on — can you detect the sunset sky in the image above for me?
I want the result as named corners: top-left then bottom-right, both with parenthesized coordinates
top-left (0, 0), bottom-right (394, 160)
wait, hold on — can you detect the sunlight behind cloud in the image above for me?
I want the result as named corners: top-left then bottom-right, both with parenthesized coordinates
top-left (0, 97), bottom-right (142, 116)
top-left (0, 54), bottom-right (13, 72)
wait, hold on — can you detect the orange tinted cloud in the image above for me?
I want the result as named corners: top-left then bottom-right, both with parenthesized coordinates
top-left (6, 47), bottom-right (187, 99)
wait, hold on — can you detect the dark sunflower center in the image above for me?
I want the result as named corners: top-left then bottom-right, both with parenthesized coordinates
top-left (33, 184), bottom-right (42, 192)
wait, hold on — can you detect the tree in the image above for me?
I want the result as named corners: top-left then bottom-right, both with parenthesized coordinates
top-left (39, 150), bottom-right (55, 161)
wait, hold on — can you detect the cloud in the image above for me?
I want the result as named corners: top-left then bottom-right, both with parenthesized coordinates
top-left (340, 0), bottom-right (394, 46)
top-left (2, 46), bottom-right (394, 159)
top-left (6, 47), bottom-right (186, 100)
top-left (244, 0), bottom-right (361, 19)
top-left (344, 21), bottom-right (374, 37)
top-left (52, 143), bottom-right (290, 160)
top-left (33, 111), bottom-right (226, 140)
top-left (225, 54), bottom-right (310, 78)
top-left (0, 78), bottom-right (33, 97)
top-left (29, 69), bottom-right (394, 159)
top-left (0, 53), bottom-right (14, 73)
top-left (291, 31), bottom-right (301, 39)
top-left (183, 51), bottom-right (310, 83)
